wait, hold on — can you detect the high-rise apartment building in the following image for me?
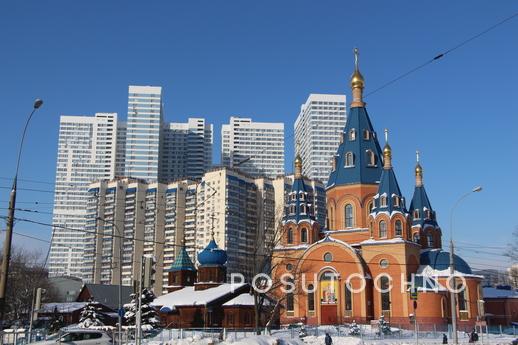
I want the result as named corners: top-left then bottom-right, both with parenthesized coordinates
top-left (48, 113), bottom-right (120, 277)
top-left (221, 117), bottom-right (284, 178)
top-left (294, 94), bottom-right (347, 184)
top-left (82, 167), bottom-right (275, 294)
top-left (124, 85), bottom-right (163, 181)
top-left (161, 118), bottom-right (213, 180)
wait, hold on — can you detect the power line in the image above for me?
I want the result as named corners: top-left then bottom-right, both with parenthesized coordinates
top-left (0, 186), bottom-right (54, 194)
top-left (0, 176), bottom-right (55, 186)
top-left (365, 11), bottom-right (518, 97)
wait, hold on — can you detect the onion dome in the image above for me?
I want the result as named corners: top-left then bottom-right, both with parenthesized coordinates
top-left (420, 249), bottom-right (472, 274)
top-left (350, 48), bottom-right (365, 89)
top-left (168, 245), bottom-right (196, 272)
top-left (197, 239), bottom-right (228, 266)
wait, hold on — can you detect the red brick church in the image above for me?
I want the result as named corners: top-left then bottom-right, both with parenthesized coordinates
top-left (272, 49), bottom-right (484, 329)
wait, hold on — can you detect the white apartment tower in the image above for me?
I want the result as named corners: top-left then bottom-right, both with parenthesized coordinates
top-left (124, 85), bottom-right (163, 181)
top-left (221, 117), bottom-right (284, 178)
top-left (161, 118), bottom-right (213, 180)
top-left (294, 94), bottom-right (347, 184)
top-left (48, 113), bottom-right (120, 277)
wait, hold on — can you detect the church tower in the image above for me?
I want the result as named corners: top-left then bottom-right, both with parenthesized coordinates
top-left (326, 48), bottom-right (384, 234)
top-left (409, 152), bottom-right (442, 249)
top-left (166, 243), bottom-right (197, 293)
top-left (195, 235), bottom-right (228, 290)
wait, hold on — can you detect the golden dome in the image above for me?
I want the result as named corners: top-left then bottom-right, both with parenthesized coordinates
top-left (295, 153), bottom-right (302, 165)
top-left (383, 143), bottom-right (392, 157)
top-left (415, 163), bottom-right (423, 175)
top-left (350, 48), bottom-right (365, 89)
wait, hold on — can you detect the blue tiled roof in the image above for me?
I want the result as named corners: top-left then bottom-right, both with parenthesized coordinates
top-left (198, 239), bottom-right (228, 266)
top-left (409, 186), bottom-right (438, 227)
top-left (420, 250), bottom-right (472, 274)
top-left (326, 107), bottom-right (383, 188)
top-left (168, 246), bottom-right (196, 272)
top-left (373, 167), bottom-right (406, 214)
top-left (284, 177), bottom-right (315, 223)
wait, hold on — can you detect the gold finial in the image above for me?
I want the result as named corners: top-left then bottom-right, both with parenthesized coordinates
top-left (294, 141), bottom-right (303, 179)
top-left (350, 48), bottom-right (365, 108)
top-left (383, 129), bottom-right (392, 169)
top-left (415, 150), bottom-right (423, 187)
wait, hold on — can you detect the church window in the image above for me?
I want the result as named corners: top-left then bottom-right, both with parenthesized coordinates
top-left (380, 276), bottom-right (391, 312)
top-left (344, 283), bottom-right (352, 312)
top-left (368, 201), bottom-right (374, 213)
top-left (349, 129), bottom-right (356, 141)
top-left (286, 263), bottom-right (293, 271)
top-left (307, 284), bottom-right (315, 312)
top-left (457, 284), bottom-right (468, 315)
top-left (379, 220), bottom-right (387, 238)
top-left (393, 196), bottom-right (400, 207)
top-left (363, 130), bottom-right (371, 140)
top-left (395, 220), bottom-right (403, 237)
top-left (345, 204), bottom-right (354, 228)
top-left (289, 205), bottom-right (295, 214)
top-left (425, 210), bottom-right (431, 219)
top-left (413, 232), bottom-right (420, 243)
top-left (413, 209), bottom-right (420, 219)
top-left (324, 252), bottom-right (333, 262)
top-left (287, 229), bottom-right (293, 244)
top-left (366, 150), bottom-right (376, 166)
top-left (301, 228), bottom-right (308, 243)
top-left (427, 233), bottom-right (434, 247)
top-left (301, 204), bottom-right (306, 214)
top-left (299, 192), bottom-right (305, 201)
top-left (345, 152), bottom-right (354, 167)
top-left (380, 196), bottom-right (387, 207)
top-left (286, 291), bottom-right (294, 312)
top-left (380, 259), bottom-right (389, 269)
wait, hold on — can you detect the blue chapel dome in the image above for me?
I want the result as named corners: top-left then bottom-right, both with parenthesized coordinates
top-left (197, 239), bottom-right (228, 266)
top-left (420, 249), bottom-right (472, 274)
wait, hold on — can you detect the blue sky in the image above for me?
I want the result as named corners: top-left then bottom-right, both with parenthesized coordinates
top-left (0, 1), bottom-right (517, 271)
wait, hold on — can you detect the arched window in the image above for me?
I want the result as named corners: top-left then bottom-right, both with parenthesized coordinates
top-left (395, 220), bottom-right (403, 237)
top-left (363, 130), bottom-right (370, 140)
top-left (345, 204), bottom-right (354, 228)
top-left (427, 233), bottom-right (434, 247)
top-left (425, 210), bottom-right (431, 219)
top-left (299, 192), bottom-right (305, 201)
top-left (287, 229), bottom-right (293, 244)
top-left (366, 150), bottom-right (376, 166)
top-left (301, 204), bottom-right (306, 214)
top-left (344, 282), bottom-right (352, 314)
top-left (301, 228), bottom-right (308, 243)
top-left (345, 152), bottom-right (354, 167)
top-left (413, 232), bottom-right (420, 243)
top-left (380, 276), bottom-right (391, 312)
top-left (307, 284), bottom-right (315, 312)
top-left (457, 284), bottom-right (468, 314)
top-left (393, 196), bottom-right (400, 207)
top-left (413, 209), bottom-right (420, 219)
top-left (286, 279), bottom-right (294, 313)
top-left (379, 220), bottom-right (387, 238)
top-left (349, 129), bottom-right (356, 141)
top-left (380, 196), bottom-right (387, 207)
top-left (368, 201), bottom-right (374, 213)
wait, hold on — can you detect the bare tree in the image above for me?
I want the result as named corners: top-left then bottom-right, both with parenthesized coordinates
top-left (0, 247), bottom-right (57, 327)
top-left (506, 227), bottom-right (518, 262)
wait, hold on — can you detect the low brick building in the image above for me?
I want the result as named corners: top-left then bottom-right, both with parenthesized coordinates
top-left (483, 286), bottom-right (518, 326)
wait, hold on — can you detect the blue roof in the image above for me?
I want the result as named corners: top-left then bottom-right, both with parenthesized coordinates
top-left (409, 185), bottom-right (438, 227)
top-left (198, 239), bottom-right (228, 266)
top-left (168, 246), bottom-right (196, 272)
top-left (284, 177), bottom-right (315, 223)
top-left (420, 250), bottom-right (472, 274)
top-left (326, 106), bottom-right (383, 188)
top-left (373, 166), bottom-right (406, 214)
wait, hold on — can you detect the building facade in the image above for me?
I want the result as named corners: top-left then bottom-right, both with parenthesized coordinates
top-left (294, 94), bottom-right (347, 185)
top-left (161, 118), bottom-right (213, 180)
top-left (272, 50), bottom-right (483, 328)
top-left (124, 85), bottom-right (163, 181)
top-left (221, 116), bottom-right (284, 178)
top-left (48, 113), bottom-right (121, 277)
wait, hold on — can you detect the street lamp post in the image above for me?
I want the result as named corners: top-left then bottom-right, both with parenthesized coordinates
top-left (0, 99), bottom-right (43, 329)
top-left (449, 186), bottom-right (482, 344)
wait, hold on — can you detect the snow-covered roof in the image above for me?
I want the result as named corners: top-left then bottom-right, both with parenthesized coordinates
top-left (223, 293), bottom-right (255, 306)
top-left (273, 244), bottom-right (309, 251)
top-left (483, 287), bottom-right (518, 299)
top-left (38, 302), bottom-right (87, 313)
top-left (151, 283), bottom-right (248, 308)
top-left (417, 265), bottom-right (484, 279)
top-left (360, 237), bottom-right (410, 246)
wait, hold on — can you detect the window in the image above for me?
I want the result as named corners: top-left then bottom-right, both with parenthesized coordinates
top-left (307, 284), bottom-right (315, 312)
top-left (395, 220), bottom-right (402, 237)
top-left (458, 284), bottom-right (467, 312)
top-left (286, 263), bottom-right (293, 271)
top-left (287, 229), bottom-right (293, 244)
top-left (366, 150), bottom-right (376, 166)
top-left (287, 278), bottom-right (295, 312)
top-left (301, 228), bottom-right (308, 243)
top-left (425, 210), bottom-right (431, 219)
top-left (345, 204), bottom-right (354, 228)
top-left (379, 221), bottom-right (387, 238)
top-left (299, 192), bottom-right (305, 201)
top-left (427, 233), bottom-right (434, 247)
top-left (380, 276), bottom-right (391, 312)
top-left (345, 283), bottom-right (352, 312)
top-left (345, 152), bottom-right (354, 167)
top-left (349, 129), bottom-right (356, 141)
top-left (393, 196), bottom-right (400, 207)
top-left (368, 201), bottom-right (374, 213)
top-left (413, 232), bottom-right (420, 243)
top-left (380, 196), bottom-right (387, 207)
top-left (301, 204), bottom-right (306, 214)
top-left (324, 252), bottom-right (333, 262)
top-left (413, 209), bottom-right (420, 219)
top-left (363, 130), bottom-right (371, 140)
top-left (379, 259), bottom-right (389, 269)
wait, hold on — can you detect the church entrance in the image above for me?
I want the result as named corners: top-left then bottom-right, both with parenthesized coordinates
top-left (319, 271), bottom-right (339, 325)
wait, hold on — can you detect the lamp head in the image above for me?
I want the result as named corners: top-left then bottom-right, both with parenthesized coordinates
top-left (34, 99), bottom-right (43, 109)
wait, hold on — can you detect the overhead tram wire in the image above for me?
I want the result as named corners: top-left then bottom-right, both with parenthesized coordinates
top-left (365, 11), bottom-right (518, 98)
top-left (0, 176), bottom-right (55, 186)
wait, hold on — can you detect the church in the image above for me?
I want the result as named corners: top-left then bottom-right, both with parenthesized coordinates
top-left (272, 49), bottom-right (483, 329)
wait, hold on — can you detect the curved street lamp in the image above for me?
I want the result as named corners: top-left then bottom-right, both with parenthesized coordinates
top-left (0, 99), bottom-right (44, 328)
top-left (449, 186), bottom-right (482, 344)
